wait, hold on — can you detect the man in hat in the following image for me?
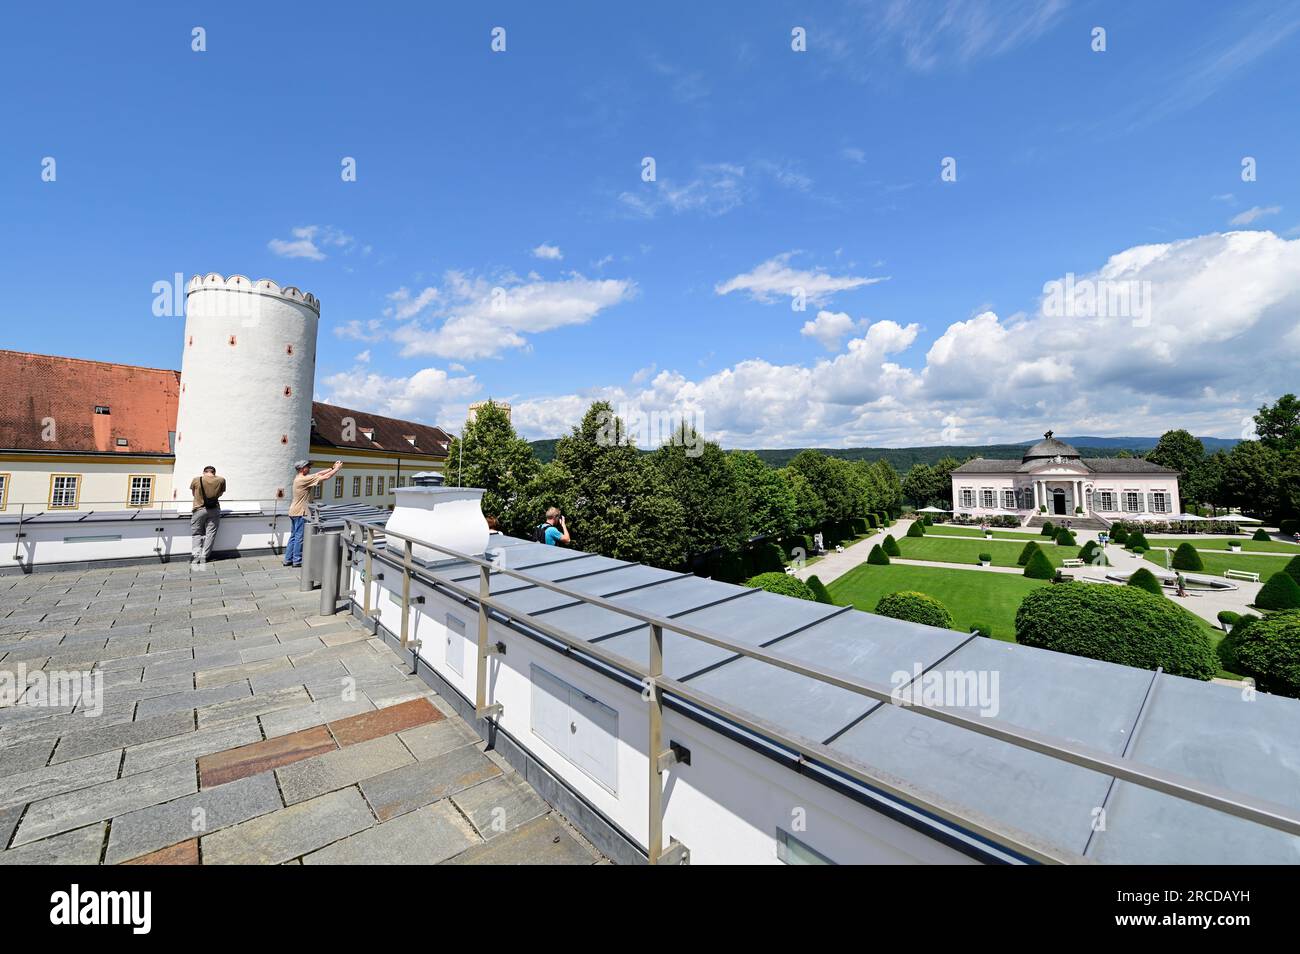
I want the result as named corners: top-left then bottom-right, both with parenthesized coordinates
top-left (285, 459), bottom-right (343, 568)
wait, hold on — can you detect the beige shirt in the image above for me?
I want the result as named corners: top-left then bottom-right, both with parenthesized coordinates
top-left (189, 475), bottom-right (226, 512)
top-left (288, 471), bottom-right (328, 517)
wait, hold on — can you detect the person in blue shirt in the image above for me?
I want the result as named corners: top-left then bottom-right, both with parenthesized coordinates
top-left (538, 507), bottom-right (571, 546)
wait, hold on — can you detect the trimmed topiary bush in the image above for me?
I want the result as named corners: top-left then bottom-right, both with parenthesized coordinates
top-left (866, 514), bottom-right (879, 530)
top-left (1054, 528), bottom-right (1076, 547)
top-left (1253, 528), bottom-right (1271, 542)
top-left (1231, 609), bottom-right (1300, 698)
top-left (1017, 540), bottom-right (1041, 566)
top-left (1282, 555), bottom-right (1300, 586)
top-left (744, 572), bottom-right (815, 601)
top-left (906, 520), bottom-right (925, 538)
top-left (1216, 610), bottom-right (1240, 630)
top-left (882, 534), bottom-right (901, 556)
top-left (1255, 571), bottom-right (1300, 611)
top-left (1015, 582), bottom-right (1218, 680)
top-left (1171, 542), bottom-right (1204, 572)
top-left (969, 621), bottom-right (993, 638)
top-left (1127, 531), bottom-right (1150, 550)
top-left (1078, 540), bottom-right (1101, 563)
top-left (1127, 567), bottom-right (1164, 596)
top-left (1111, 525), bottom-right (1129, 545)
top-left (867, 544), bottom-right (891, 566)
top-left (1217, 613), bottom-right (1262, 674)
top-left (922, 514), bottom-right (934, 526)
top-left (806, 575), bottom-right (834, 605)
top-left (1278, 517), bottom-right (1298, 538)
top-left (1040, 520), bottom-right (1056, 537)
top-left (874, 590), bottom-right (954, 629)
top-left (977, 551), bottom-right (993, 565)
top-left (1024, 549), bottom-right (1055, 579)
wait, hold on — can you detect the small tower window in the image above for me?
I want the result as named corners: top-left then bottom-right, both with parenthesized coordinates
top-left (284, 386), bottom-right (292, 397)
top-left (228, 335), bottom-right (237, 346)
top-left (286, 344), bottom-right (294, 355)
top-left (94, 405), bottom-right (111, 415)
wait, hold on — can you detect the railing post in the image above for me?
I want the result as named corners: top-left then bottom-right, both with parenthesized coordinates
top-left (363, 525), bottom-right (374, 618)
top-left (648, 621), bottom-right (664, 865)
top-left (400, 539), bottom-right (412, 649)
top-left (475, 564), bottom-right (490, 717)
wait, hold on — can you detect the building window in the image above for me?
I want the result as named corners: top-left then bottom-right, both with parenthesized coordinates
top-left (776, 828), bottom-right (835, 865)
top-left (1098, 491), bottom-right (1116, 512)
top-left (94, 405), bottom-right (111, 415)
top-left (50, 475), bottom-right (80, 509)
top-left (980, 489), bottom-right (995, 509)
top-left (388, 476), bottom-right (395, 492)
top-left (352, 476), bottom-right (361, 497)
top-left (398, 476), bottom-right (406, 488)
top-left (127, 475), bottom-right (154, 507)
top-left (1124, 491), bottom-right (1142, 513)
top-left (1002, 489), bottom-right (1016, 510)
top-left (959, 488), bottom-right (974, 508)
top-left (334, 476), bottom-right (344, 498)
top-left (365, 476), bottom-right (374, 496)
top-left (0, 473), bottom-right (9, 511)
top-left (1151, 492), bottom-right (1170, 514)
top-left (311, 481), bottom-right (323, 500)
top-left (116, 438), bottom-right (129, 447)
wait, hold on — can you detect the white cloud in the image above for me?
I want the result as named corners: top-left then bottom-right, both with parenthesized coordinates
top-left (620, 163), bottom-right (748, 218)
top-left (1229, 205), bottom-right (1281, 226)
top-left (318, 365), bottom-right (479, 421)
top-left (334, 319), bottom-right (385, 342)
top-left (506, 230), bottom-right (1300, 446)
top-left (392, 271), bottom-right (635, 360)
top-left (532, 243), bottom-right (564, 261)
top-left (268, 225), bottom-right (354, 261)
top-left (385, 286), bottom-right (440, 320)
top-left (716, 252), bottom-right (887, 306)
top-left (800, 310), bottom-right (867, 350)
top-left (354, 350), bottom-right (371, 364)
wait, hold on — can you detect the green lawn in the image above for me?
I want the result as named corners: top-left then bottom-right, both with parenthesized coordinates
top-left (1140, 549), bottom-right (1290, 578)
top-left (1146, 536), bottom-right (1300, 555)
top-left (828, 563), bottom-right (1047, 640)
top-left (926, 525), bottom-right (1041, 542)
top-left (897, 535), bottom-right (1069, 568)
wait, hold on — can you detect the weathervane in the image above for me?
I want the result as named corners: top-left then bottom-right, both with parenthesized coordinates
top-left (1044, 429), bottom-right (1054, 440)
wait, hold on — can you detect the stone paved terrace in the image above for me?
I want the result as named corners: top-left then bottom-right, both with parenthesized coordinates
top-left (0, 555), bottom-right (603, 865)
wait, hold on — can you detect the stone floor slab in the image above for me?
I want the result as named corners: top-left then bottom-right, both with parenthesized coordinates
top-left (122, 838), bottom-right (199, 865)
top-left (0, 823), bottom-right (106, 865)
top-left (328, 697), bottom-right (442, 747)
top-left (199, 725), bottom-right (336, 788)
top-left (441, 814), bottom-right (595, 865)
top-left (359, 743), bottom-right (500, 822)
top-left (121, 719), bottom-right (262, 776)
top-left (201, 787), bottom-right (375, 864)
top-left (303, 799), bottom-right (480, 864)
top-left (276, 735), bottom-right (413, 806)
top-left (0, 750), bottom-right (122, 811)
top-left (451, 774), bottom-right (549, 840)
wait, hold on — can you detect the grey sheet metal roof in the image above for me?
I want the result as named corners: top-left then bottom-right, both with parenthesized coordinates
top-left (372, 528), bottom-right (1300, 863)
top-left (950, 457), bottom-right (1177, 476)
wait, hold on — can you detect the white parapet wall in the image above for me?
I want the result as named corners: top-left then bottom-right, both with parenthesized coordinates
top-left (170, 273), bottom-right (320, 510)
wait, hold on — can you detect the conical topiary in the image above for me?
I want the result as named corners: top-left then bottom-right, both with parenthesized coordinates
top-left (1255, 570), bottom-right (1300, 611)
top-left (1127, 531), bottom-right (1149, 550)
top-left (1252, 528), bottom-right (1270, 542)
top-left (806, 575), bottom-right (835, 604)
top-left (1282, 554), bottom-right (1300, 586)
top-left (1040, 520), bottom-right (1055, 537)
top-left (1023, 548), bottom-right (1055, 579)
top-left (1078, 540), bottom-right (1100, 563)
top-left (1017, 540), bottom-right (1041, 566)
top-left (1111, 525), bottom-right (1129, 545)
top-left (906, 520), bottom-right (925, 538)
top-left (867, 544), bottom-right (891, 565)
top-left (1127, 567), bottom-right (1164, 596)
top-left (883, 534), bottom-right (901, 556)
top-left (1171, 541), bottom-right (1204, 572)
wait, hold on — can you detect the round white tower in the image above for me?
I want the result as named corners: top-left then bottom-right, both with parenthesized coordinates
top-left (170, 273), bottom-right (320, 510)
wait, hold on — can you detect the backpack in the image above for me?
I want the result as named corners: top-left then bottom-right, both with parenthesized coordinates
top-left (534, 523), bottom-right (552, 544)
top-left (198, 476), bottom-right (222, 509)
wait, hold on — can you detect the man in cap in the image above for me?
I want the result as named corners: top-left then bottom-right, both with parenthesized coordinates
top-left (285, 458), bottom-right (343, 568)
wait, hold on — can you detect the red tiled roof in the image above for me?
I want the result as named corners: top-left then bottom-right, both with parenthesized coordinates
top-left (310, 402), bottom-right (450, 458)
top-left (0, 350), bottom-right (180, 454)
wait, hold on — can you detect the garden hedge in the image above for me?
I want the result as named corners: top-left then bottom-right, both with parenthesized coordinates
top-left (1014, 582), bottom-right (1218, 679)
top-left (1216, 613), bottom-right (1262, 674)
top-left (1023, 549), bottom-right (1055, 579)
top-left (1278, 518), bottom-right (1298, 538)
top-left (1054, 528), bottom-right (1076, 547)
top-left (1111, 525), bottom-right (1129, 545)
top-left (867, 544), bottom-right (891, 566)
top-left (1230, 609), bottom-right (1300, 698)
top-left (1126, 567), bottom-right (1164, 596)
top-left (874, 590), bottom-right (954, 629)
top-left (1171, 542), bottom-right (1204, 572)
top-left (744, 572), bottom-right (815, 601)
top-left (1255, 571), bottom-right (1300, 611)
top-left (969, 621), bottom-right (993, 638)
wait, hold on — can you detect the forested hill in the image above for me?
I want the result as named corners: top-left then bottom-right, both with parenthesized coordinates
top-left (528, 435), bottom-right (1238, 467)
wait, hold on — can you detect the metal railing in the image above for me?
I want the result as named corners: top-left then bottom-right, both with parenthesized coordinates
top-left (339, 517), bottom-right (1300, 866)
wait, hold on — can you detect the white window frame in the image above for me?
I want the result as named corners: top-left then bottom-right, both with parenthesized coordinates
top-left (1151, 491), bottom-right (1170, 514)
top-left (127, 475), bottom-right (154, 508)
top-left (50, 474), bottom-right (80, 509)
top-left (0, 472), bottom-right (9, 511)
top-left (959, 488), bottom-right (974, 508)
top-left (1124, 490), bottom-right (1142, 513)
top-left (980, 488), bottom-right (995, 509)
top-left (1098, 490), bottom-right (1116, 512)
top-left (1002, 489), bottom-right (1016, 510)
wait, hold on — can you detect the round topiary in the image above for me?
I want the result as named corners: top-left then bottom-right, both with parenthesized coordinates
top-left (1253, 528), bottom-right (1271, 542)
top-left (977, 551), bottom-right (993, 564)
top-left (1040, 520), bottom-right (1055, 537)
top-left (1127, 567), bottom-right (1164, 596)
top-left (874, 590), bottom-right (954, 629)
top-left (1079, 539), bottom-right (1099, 560)
top-left (1171, 542), bottom-right (1204, 572)
top-left (806, 575), bottom-right (835, 605)
top-left (744, 572), bottom-right (815, 601)
top-left (1127, 531), bottom-right (1150, 550)
top-left (1023, 549), bottom-right (1055, 579)
top-left (1231, 609), bottom-right (1300, 697)
top-left (1017, 540), bottom-right (1041, 566)
top-left (1111, 525), bottom-right (1129, 545)
top-left (1216, 613), bottom-right (1261, 673)
top-left (1014, 582), bottom-right (1218, 679)
top-left (867, 544), bottom-right (891, 566)
top-left (906, 520), bottom-right (925, 538)
top-left (882, 534), bottom-right (901, 556)
top-left (1282, 554), bottom-right (1300, 586)
top-left (1255, 571), bottom-right (1300, 611)
top-left (1216, 610), bottom-right (1240, 630)
top-left (969, 621), bottom-right (993, 638)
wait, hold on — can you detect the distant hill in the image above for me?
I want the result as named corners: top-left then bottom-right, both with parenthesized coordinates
top-left (529, 435), bottom-right (1238, 468)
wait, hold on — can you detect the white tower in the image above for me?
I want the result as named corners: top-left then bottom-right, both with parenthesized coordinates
top-left (170, 273), bottom-right (320, 510)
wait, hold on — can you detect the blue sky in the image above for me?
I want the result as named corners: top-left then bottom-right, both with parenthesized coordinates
top-left (3, 1), bottom-right (1299, 447)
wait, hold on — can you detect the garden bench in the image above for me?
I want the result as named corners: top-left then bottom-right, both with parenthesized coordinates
top-left (1061, 558), bottom-right (1085, 568)
top-left (1224, 569), bottom-right (1259, 583)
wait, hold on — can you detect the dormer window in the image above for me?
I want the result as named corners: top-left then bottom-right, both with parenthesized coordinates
top-left (404, 435), bottom-right (416, 446)
top-left (94, 405), bottom-right (111, 415)
top-left (116, 438), bottom-right (129, 447)
top-left (361, 428), bottom-right (374, 442)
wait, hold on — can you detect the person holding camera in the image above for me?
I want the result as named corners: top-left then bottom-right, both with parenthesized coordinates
top-left (537, 507), bottom-right (571, 546)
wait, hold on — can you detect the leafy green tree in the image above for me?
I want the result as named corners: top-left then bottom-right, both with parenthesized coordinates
top-left (901, 463), bottom-right (937, 507)
top-left (931, 457), bottom-right (960, 508)
top-left (653, 425), bottom-right (748, 563)
top-left (788, 451), bottom-right (857, 521)
top-left (546, 402), bottom-right (687, 568)
top-left (727, 451), bottom-right (797, 538)
top-left (1253, 394), bottom-right (1300, 452)
top-left (1146, 430), bottom-right (1205, 487)
top-left (446, 399), bottom-right (539, 532)
top-left (784, 468), bottom-right (824, 531)
top-left (873, 459), bottom-right (903, 514)
top-left (1219, 440), bottom-right (1281, 516)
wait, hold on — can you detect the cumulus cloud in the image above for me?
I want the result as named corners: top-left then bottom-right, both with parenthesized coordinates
top-left (268, 225), bottom-right (354, 261)
top-left (801, 310), bottom-right (867, 349)
top-left (532, 243), bottom-right (563, 260)
top-left (716, 252), bottom-right (887, 306)
top-left (1229, 205), bottom-right (1281, 226)
top-left (318, 365), bottom-right (479, 421)
top-left (505, 230), bottom-right (1300, 447)
top-left (392, 270), bottom-right (635, 360)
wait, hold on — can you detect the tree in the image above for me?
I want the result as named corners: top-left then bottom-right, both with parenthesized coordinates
top-left (1146, 430), bottom-right (1205, 490)
top-left (873, 459), bottom-right (903, 514)
top-left (930, 457), bottom-right (960, 508)
top-left (902, 463), bottom-right (938, 507)
top-left (788, 451), bottom-right (857, 521)
top-left (446, 398), bottom-right (539, 533)
top-left (784, 468), bottom-right (824, 531)
top-left (653, 425), bottom-right (749, 563)
top-left (1253, 394), bottom-right (1300, 452)
top-left (546, 402), bottom-right (687, 568)
top-left (727, 452), bottom-right (797, 539)
top-left (1219, 440), bottom-right (1282, 516)
top-left (1231, 609), bottom-right (1300, 698)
